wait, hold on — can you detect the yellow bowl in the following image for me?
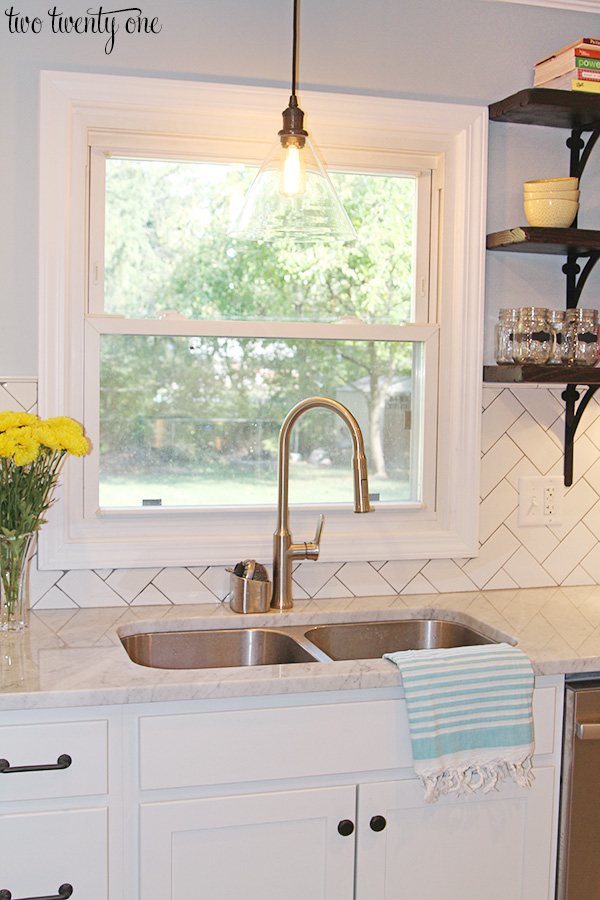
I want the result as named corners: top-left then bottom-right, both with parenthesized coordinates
top-left (524, 189), bottom-right (579, 202)
top-left (524, 197), bottom-right (579, 227)
top-left (523, 177), bottom-right (579, 193)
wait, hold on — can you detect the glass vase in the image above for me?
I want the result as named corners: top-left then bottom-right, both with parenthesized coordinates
top-left (0, 531), bottom-right (37, 632)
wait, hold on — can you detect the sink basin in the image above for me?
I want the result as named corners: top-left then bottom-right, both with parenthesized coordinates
top-left (121, 628), bottom-right (321, 669)
top-left (302, 619), bottom-right (496, 661)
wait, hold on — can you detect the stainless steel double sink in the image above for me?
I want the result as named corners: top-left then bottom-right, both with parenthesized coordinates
top-left (121, 618), bottom-right (498, 670)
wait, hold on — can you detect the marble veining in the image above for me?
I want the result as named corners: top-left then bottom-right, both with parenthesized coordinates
top-left (2, 586), bottom-right (600, 710)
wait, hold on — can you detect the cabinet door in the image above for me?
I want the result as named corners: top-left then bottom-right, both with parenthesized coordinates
top-left (0, 806), bottom-right (108, 899)
top-left (355, 768), bottom-right (556, 900)
top-left (140, 785), bottom-right (356, 900)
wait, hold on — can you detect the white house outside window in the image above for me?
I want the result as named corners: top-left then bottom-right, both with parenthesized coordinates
top-left (38, 72), bottom-right (487, 570)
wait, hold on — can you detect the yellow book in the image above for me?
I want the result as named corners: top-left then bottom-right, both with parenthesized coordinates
top-left (572, 79), bottom-right (600, 92)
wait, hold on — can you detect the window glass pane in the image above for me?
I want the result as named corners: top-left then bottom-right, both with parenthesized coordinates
top-left (99, 335), bottom-right (422, 508)
top-left (104, 159), bottom-right (417, 324)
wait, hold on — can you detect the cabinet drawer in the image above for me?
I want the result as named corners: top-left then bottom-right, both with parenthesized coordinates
top-left (0, 720), bottom-right (108, 801)
top-left (0, 806), bottom-right (108, 899)
top-left (139, 699), bottom-right (414, 790)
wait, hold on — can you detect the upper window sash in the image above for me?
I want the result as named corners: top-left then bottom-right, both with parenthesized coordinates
top-left (87, 144), bottom-right (435, 325)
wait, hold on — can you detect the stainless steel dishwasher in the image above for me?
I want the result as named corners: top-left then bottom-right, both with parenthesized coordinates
top-left (557, 679), bottom-right (600, 899)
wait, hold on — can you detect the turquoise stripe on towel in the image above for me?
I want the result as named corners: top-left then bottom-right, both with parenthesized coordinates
top-left (384, 641), bottom-right (535, 802)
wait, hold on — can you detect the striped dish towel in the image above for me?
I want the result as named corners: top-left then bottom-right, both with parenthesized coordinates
top-left (384, 642), bottom-right (535, 803)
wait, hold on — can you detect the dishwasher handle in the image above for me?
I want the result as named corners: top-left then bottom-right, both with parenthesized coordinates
top-left (576, 721), bottom-right (600, 740)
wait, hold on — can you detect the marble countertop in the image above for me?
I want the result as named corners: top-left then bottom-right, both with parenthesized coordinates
top-left (3, 585), bottom-right (600, 710)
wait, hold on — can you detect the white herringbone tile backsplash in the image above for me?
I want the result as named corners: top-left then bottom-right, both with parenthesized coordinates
top-left (5, 378), bottom-right (600, 609)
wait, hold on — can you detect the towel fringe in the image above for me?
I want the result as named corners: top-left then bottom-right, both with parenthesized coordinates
top-left (418, 754), bottom-right (534, 804)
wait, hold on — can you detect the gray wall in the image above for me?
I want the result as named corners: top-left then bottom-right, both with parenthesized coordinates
top-left (2, 0), bottom-right (600, 374)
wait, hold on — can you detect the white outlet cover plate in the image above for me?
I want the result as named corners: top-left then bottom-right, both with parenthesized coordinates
top-left (518, 475), bottom-right (563, 526)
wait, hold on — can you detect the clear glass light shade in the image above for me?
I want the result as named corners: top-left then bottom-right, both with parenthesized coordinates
top-left (227, 132), bottom-right (357, 242)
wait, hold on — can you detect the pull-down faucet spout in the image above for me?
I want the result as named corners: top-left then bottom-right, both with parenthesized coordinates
top-left (272, 397), bottom-right (372, 611)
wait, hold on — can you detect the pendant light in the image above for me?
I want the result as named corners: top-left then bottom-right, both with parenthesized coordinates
top-left (227, 0), bottom-right (357, 243)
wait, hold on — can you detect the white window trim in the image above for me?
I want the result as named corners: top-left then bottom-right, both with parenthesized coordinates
top-left (38, 70), bottom-right (487, 570)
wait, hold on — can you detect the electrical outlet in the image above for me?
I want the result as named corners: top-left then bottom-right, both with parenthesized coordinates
top-left (518, 476), bottom-right (563, 526)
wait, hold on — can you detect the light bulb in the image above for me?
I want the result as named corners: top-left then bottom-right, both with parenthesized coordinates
top-left (279, 140), bottom-right (305, 198)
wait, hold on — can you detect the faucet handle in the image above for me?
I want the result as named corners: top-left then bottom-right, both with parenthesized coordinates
top-left (303, 514), bottom-right (325, 561)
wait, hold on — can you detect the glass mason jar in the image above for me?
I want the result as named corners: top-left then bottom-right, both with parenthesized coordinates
top-left (513, 307), bottom-right (556, 365)
top-left (563, 308), bottom-right (600, 366)
top-left (547, 310), bottom-right (566, 365)
top-left (494, 308), bottom-right (519, 364)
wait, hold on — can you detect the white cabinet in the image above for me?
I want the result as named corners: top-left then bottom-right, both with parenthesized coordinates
top-left (355, 770), bottom-right (557, 900)
top-left (131, 677), bottom-right (563, 900)
top-left (140, 785), bottom-right (356, 900)
top-left (0, 709), bottom-right (119, 900)
top-left (0, 807), bottom-right (108, 900)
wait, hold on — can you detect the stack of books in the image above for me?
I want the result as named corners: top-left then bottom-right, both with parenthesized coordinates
top-left (534, 38), bottom-right (600, 93)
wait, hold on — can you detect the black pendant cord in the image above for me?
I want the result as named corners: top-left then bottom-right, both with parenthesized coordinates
top-left (291, 0), bottom-right (299, 100)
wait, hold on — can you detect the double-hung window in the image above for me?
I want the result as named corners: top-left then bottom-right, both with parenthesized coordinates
top-left (38, 72), bottom-right (487, 569)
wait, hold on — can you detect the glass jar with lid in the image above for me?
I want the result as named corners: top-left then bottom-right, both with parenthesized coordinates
top-left (547, 310), bottom-right (566, 365)
top-left (494, 308), bottom-right (519, 364)
top-left (563, 308), bottom-right (600, 366)
top-left (513, 307), bottom-right (556, 365)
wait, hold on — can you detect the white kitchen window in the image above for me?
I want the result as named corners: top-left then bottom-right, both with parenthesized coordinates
top-left (38, 71), bottom-right (487, 569)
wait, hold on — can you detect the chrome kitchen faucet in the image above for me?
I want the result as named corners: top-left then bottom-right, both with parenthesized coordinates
top-left (271, 397), bottom-right (372, 611)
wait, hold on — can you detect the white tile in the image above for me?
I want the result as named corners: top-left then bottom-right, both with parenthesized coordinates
top-left (579, 544), bottom-right (600, 583)
top-left (579, 400), bottom-right (600, 443)
top-left (462, 526), bottom-right (520, 589)
top-left (583, 498), bottom-right (600, 541)
top-left (543, 523), bottom-right (598, 584)
top-left (378, 560), bottom-right (425, 592)
top-left (584, 457), bottom-right (600, 496)
top-left (523, 388), bottom-right (563, 430)
top-left (481, 386), bottom-right (502, 410)
top-left (130, 584), bottom-right (174, 606)
top-left (504, 509), bottom-right (560, 564)
top-left (400, 574), bottom-right (439, 595)
top-left (31, 586), bottom-right (79, 610)
top-left (57, 569), bottom-right (127, 607)
top-left (507, 411), bottom-right (563, 474)
top-left (569, 433), bottom-right (600, 478)
top-left (151, 568), bottom-right (217, 604)
top-left (106, 568), bottom-right (160, 602)
top-left (197, 566), bottom-right (232, 601)
top-left (478, 480), bottom-right (518, 544)
top-left (502, 546), bottom-right (556, 589)
top-left (504, 455), bottom-right (541, 489)
top-left (29, 563), bottom-right (63, 604)
top-left (2, 381), bottom-right (37, 411)
top-left (335, 562), bottom-right (396, 597)
top-left (485, 569), bottom-right (518, 591)
top-left (481, 390), bottom-right (524, 454)
top-left (313, 576), bottom-right (356, 600)
top-left (419, 559), bottom-right (478, 593)
top-left (93, 569), bottom-right (113, 581)
top-left (293, 562), bottom-right (343, 596)
top-left (479, 434), bottom-right (522, 500)
top-left (550, 479), bottom-right (599, 541)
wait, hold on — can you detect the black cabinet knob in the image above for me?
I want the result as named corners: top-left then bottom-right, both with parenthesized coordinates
top-left (337, 819), bottom-right (355, 836)
top-left (370, 815), bottom-right (387, 832)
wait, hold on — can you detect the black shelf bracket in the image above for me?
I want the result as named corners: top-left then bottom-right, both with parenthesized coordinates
top-left (567, 128), bottom-right (600, 182)
top-left (562, 383), bottom-right (600, 486)
top-left (562, 252), bottom-right (600, 308)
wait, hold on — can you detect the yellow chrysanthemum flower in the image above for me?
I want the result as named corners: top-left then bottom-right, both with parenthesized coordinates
top-left (0, 412), bottom-right (39, 433)
top-left (39, 417), bottom-right (89, 457)
top-left (0, 426), bottom-right (41, 466)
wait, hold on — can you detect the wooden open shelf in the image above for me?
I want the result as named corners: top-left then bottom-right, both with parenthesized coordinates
top-left (484, 364), bottom-right (600, 384)
top-left (489, 88), bottom-right (600, 130)
top-left (486, 227), bottom-right (600, 256)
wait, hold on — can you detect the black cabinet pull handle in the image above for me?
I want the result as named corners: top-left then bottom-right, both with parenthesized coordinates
top-left (0, 754), bottom-right (72, 774)
top-left (370, 814), bottom-right (387, 832)
top-left (0, 884), bottom-right (73, 900)
top-left (337, 819), bottom-right (354, 836)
